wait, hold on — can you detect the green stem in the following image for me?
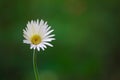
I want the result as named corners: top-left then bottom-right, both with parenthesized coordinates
top-left (33, 49), bottom-right (39, 80)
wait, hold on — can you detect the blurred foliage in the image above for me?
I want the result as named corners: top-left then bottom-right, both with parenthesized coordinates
top-left (0, 0), bottom-right (120, 80)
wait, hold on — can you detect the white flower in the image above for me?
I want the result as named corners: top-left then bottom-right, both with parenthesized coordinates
top-left (23, 19), bottom-right (55, 51)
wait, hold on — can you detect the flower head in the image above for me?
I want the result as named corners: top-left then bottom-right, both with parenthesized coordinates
top-left (23, 19), bottom-right (55, 51)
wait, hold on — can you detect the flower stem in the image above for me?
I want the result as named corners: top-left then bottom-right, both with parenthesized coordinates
top-left (33, 49), bottom-right (39, 80)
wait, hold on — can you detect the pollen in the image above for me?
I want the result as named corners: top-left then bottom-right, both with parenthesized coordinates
top-left (31, 35), bottom-right (41, 45)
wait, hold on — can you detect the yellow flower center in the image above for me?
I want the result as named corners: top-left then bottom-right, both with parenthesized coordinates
top-left (31, 35), bottom-right (41, 45)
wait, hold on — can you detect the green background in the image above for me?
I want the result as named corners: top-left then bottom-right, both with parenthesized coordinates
top-left (0, 0), bottom-right (120, 80)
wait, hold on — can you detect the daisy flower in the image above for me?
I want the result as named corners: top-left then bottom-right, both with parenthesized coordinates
top-left (23, 19), bottom-right (55, 51)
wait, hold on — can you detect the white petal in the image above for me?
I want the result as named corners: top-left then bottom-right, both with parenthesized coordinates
top-left (40, 19), bottom-right (44, 26)
top-left (42, 38), bottom-right (55, 42)
top-left (46, 26), bottom-right (51, 32)
top-left (33, 46), bottom-right (36, 50)
top-left (37, 19), bottom-right (39, 25)
top-left (43, 34), bottom-right (55, 39)
top-left (23, 34), bottom-right (30, 40)
top-left (23, 40), bottom-right (31, 44)
top-left (43, 42), bottom-right (53, 47)
top-left (47, 34), bottom-right (55, 38)
top-left (30, 45), bottom-right (34, 49)
top-left (40, 46), bottom-right (45, 51)
top-left (37, 46), bottom-right (40, 51)
top-left (39, 43), bottom-right (47, 49)
top-left (43, 29), bottom-right (54, 38)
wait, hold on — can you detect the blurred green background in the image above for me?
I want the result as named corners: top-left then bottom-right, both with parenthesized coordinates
top-left (0, 0), bottom-right (120, 80)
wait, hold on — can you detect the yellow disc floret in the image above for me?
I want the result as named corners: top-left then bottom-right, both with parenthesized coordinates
top-left (31, 35), bottom-right (41, 45)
